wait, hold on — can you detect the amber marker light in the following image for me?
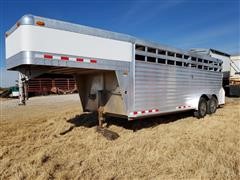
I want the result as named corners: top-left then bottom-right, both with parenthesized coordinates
top-left (36, 21), bottom-right (45, 26)
top-left (16, 22), bottom-right (20, 27)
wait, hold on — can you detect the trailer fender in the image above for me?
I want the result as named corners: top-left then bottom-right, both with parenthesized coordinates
top-left (218, 87), bottom-right (225, 105)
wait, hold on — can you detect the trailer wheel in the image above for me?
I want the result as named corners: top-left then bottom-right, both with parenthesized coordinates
top-left (207, 97), bottom-right (218, 114)
top-left (194, 97), bottom-right (207, 118)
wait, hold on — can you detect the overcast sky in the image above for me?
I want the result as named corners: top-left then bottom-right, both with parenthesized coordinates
top-left (0, 0), bottom-right (239, 87)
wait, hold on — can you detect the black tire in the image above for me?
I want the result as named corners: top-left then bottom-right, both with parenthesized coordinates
top-left (194, 97), bottom-right (208, 118)
top-left (207, 97), bottom-right (218, 114)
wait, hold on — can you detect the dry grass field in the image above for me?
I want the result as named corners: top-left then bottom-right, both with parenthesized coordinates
top-left (0, 94), bottom-right (239, 180)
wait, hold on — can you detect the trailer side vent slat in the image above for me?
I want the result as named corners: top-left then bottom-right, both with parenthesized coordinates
top-left (176, 53), bottom-right (183, 58)
top-left (184, 62), bottom-right (190, 67)
top-left (184, 55), bottom-right (190, 59)
top-left (158, 49), bottom-right (166, 55)
top-left (135, 55), bottom-right (145, 61)
top-left (158, 58), bottom-right (166, 64)
top-left (176, 61), bottom-right (183, 66)
top-left (167, 51), bottom-right (175, 57)
top-left (191, 64), bottom-right (197, 68)
top-left (167, 59), bottom-right (175, 65)
top-left (135, 44), bottom-right (145, 51)
top-left (204, 59), bottom-right (209, 64)
top-left (204, 66), bottom-right (208, 70)
top-left (147, 47), bottom-right (156, 53)
top-left (191, 57), bottom-right (197, 61)
top-left (147, 56), bottom-right (156, 63)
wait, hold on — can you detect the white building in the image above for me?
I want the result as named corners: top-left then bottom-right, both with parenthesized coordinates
top-left (230, 55), bottom-right (240, 76)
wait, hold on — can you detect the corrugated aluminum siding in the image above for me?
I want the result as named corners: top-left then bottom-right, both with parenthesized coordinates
top-left (134, 61), bottom-right (222, 112)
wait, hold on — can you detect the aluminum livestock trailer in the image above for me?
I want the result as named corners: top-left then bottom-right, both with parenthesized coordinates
top-left (5, 15), bottom-right (225, 125)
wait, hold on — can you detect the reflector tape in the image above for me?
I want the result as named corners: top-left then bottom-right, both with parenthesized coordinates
top-left (130, 109), bottom-right (159, 116)
top-left (36, 53), bottom-right (98, 64)
top-left (176, 105), bottom-right (191, 109)
top-left (76, 58), bottom-right (84, 62)
top-left (90, 59), bottom-right (97, 63)
top-left (61, 56), bottom-right (69, 61)
top-left (44, 54), bottom-right (53, 59)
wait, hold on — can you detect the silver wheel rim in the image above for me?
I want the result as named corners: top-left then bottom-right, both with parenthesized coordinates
top-left (200, 102), bottom-right (206, 116)
top-left (210, 100), bottom-right (216, 113)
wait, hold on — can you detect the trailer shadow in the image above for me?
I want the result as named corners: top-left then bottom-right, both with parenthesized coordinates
top-left (59, 113), bottom-right (98, 136)
top-left (67, 112), bottom-right (98, 128)
top-left (64, 110), bottom-right (194, 133)
top-left (106, 111), bottom-right (194, 132)
top-left (63, 112), bottom-right (120, 140)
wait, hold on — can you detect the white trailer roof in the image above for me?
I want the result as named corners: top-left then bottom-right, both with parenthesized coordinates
top-left (6, 14), bottom-right (221, 63)
top-left (5, 15), bottom-right (195, 54)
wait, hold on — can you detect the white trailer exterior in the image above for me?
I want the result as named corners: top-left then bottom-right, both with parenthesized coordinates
top-left (229, 55), bottom-right (240, 96)
top-left (230, 55), bottom-right (240, 76)
top-left (6, 15), bottom-right (225, 121)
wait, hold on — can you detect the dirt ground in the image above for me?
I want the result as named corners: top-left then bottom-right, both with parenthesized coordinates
top-left (0, 94), bottom-right (239, 180)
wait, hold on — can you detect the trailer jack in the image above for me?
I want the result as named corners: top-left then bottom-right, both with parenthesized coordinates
top-left (98, 106), bottom-right (105, 128)
top-left (96, 106), bottom-right (119, 140)
top-left (18, 72), bottom-right (28, 105)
